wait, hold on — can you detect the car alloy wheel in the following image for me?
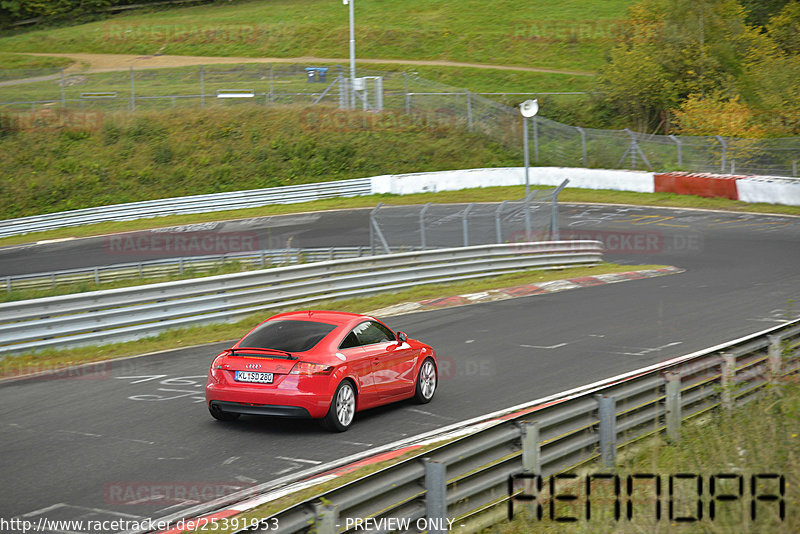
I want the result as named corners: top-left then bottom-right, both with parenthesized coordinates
top-left (414, 358), bottom-right (437, 403)
top-left (323, 381), bottom-right (356, 432)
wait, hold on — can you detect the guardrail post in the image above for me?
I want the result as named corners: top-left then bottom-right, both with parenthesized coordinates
top-left (313, 502), bottom-right (337, 534)
top-left (721, 353), bottom-right (736, 410)
top-left (5, 276), bottom-right (10, 293)
top-left (595, 394), bottom-right (616, 467)
top-left (519, 420), bottom-right (541, 474)
top-left (664, 372), bottom-right (681, 443)
top-left (767, 334), bottom-right (783, 382)
top-left (51, 272), bottom-right (56, 289)
top-left (93, 267), bottom-right (100, 285)
top-left (140, 262), bottom-right (145, 278)
top-left (424, 458), bottom-right (447, 534)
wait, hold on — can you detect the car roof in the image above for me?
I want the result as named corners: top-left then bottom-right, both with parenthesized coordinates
top-left (267, 310), bottom-right (374, 327)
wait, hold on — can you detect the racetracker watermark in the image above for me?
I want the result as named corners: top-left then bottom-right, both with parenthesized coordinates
top-left (1, 110), bottom-right (103, 131)
top-left (509, 229), bottom-right (703, 255)
top-left (510, 19), bottom-right (665, 43)
top-left (1, 361), bottom-right (112, 381)
top-left (300, 109), bottom-right (463, 133)
top-left (105, 231), bottom-right (259, 256)
top-left (508, 473), bottom-right (786, 522)
top-left (437, 355), bottom-right (496, 381)
top-left (104, 481), bottom-right (254, 505)
top-left (102, 22), bottom-right (265, 43)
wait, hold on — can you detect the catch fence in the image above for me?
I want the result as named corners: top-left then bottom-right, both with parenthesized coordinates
top-left (1, 64), bottom-right (798, 177)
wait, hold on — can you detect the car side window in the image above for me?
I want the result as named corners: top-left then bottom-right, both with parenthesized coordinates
top-left (339, 331), bottom-right (360, 349)
top-left (346, 321), bottom-right (395, 347)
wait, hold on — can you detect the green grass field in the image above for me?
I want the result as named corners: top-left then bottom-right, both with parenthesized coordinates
top-left (0, 0), bottom-right (632, 71)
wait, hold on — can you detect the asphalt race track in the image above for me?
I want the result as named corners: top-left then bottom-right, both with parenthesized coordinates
top-left (1, 204), bottom-right (799, 531)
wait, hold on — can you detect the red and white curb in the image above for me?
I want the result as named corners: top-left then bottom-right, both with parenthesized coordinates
top-left (151, 266), bottom-right (684, 533)
top-left (370, 266), bottom-right (683, 317)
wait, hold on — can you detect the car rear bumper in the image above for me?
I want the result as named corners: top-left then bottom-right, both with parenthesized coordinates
top-left (209, 400), bottom-right (312, 418)
top-left (205, 380), bottom-right (332, 418)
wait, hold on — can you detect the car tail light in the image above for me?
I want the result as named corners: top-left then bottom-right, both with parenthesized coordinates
top-left (289, 361), bottom-right (334, 376)
top-left (211, 353), bottom-right (227, 370)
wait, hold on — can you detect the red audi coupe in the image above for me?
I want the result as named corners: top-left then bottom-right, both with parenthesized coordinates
top-left (205, 311), bottom-right (438, 431)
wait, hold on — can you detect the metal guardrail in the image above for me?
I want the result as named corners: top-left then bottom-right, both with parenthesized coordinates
top-left (0, 241), bottom-right (602, 355)
top-left (204, 318), bottom-right (799, 534)
top-left (0, 178), bottom-right (372, 239)
top-left (1, 246), bottom-right (401, 293)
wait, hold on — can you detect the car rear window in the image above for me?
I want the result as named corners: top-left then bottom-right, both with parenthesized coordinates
top-left (239, 320), bottom-right (337, 353)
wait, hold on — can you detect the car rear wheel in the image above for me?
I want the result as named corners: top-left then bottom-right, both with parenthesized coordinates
top-left (209, 403), bottom-right (241, 422)
top-left (322, 380), bottom-right (356, 432)
top-left (414, 358), bottom-right (437, 404)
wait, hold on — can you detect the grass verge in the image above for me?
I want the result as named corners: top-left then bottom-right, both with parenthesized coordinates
top-left (0, 262), bottom-right (665, 379)
top-left (487, 378), bottom-right (800, 533)
top-left (1, 185), bottom-right (798, 250)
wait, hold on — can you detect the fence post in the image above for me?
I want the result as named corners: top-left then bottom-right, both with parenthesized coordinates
top-left (495, 200), bottom-right (508, 244)
top-left (420, 202), bottom-right (431, 250)
top-left (576, 126), bottom-right (587, 167)
top-left (200, 67), bottom-right (205, 108)
top-left (550, 179), bottom-right (569, 241)
top-left (767, 334), bottom-right (783, 383)
top-left (669, 134), bottom-right (682, 167)
top-left (721, 352), bottom-right (736, 410)
top-left (424, 458), bottom-right (447, 534)
top-left (664, 371), bottom-right (681, 443)
top-left (129, 66), bottom-right (135, 112)
top-left (403, 72), bottom-right (410, 114)
top-left (731, 158), bottom-right (736, 174)
top-left (462, 203), bottom-right (474, 247)
top-left (60, 69), bottom-right (66, 108)
top-left (370, 203), bottom-right (391, 254)
top-left (269, 64), bottom-right (274, 105)
top-left (793, 160), bottom-right (798, 177)
top-left (466, 90), bottom-right (473, 131)
top-left (595, 394), bottom-right (616, 468)
top-left (716, 135), bottom-right (727, 173)
top-left (313, 502), bottom-right (337, 534)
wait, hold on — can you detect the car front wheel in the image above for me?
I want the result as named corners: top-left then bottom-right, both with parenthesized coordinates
top-left (322, 380), bottom-right (356, 432)
top-left (414, 358), bottom-right (437, 404)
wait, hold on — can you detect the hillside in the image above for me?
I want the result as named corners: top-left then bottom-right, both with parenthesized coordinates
top-left (0, 106), bottom-right (519, 219)
top-left (0, 0), bottom-right (633, 73)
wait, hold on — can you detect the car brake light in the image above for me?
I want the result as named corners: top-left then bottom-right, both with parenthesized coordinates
top-left (289, 362), bottom-right (334, 376)
top-left (211, 353), bottom-right (226, 370)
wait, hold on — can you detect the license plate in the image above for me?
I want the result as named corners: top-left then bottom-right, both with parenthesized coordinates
top-left (234, 371), bottom-right (274, 384)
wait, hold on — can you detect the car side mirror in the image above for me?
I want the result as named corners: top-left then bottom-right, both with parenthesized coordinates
top-left (397, 331), bottom-right (408, 343)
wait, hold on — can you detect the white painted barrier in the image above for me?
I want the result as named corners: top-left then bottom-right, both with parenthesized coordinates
top-left (371, 167), bottom-right (655, 195)
top-left (736, 176), bottom-right (800, 206)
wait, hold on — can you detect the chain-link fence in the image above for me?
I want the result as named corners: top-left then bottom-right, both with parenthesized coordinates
top-left (369, 184), bottom-right (567, 253)
top-left (1, 63), bottom-right (798, 177)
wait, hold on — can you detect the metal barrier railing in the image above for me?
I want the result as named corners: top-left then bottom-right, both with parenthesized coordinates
top-left (2, 246), bottom-right (402, 293)
top-left (0, 241), bottom-right (602, 355)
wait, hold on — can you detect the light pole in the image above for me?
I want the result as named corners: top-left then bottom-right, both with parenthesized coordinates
top-left (343, 0), bottom-right (356, 109)
top-left (519, 99), bottom-right (538, 239)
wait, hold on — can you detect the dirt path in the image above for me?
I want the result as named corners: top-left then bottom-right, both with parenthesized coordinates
top-left (20, 52), bottom-right (595, 76)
